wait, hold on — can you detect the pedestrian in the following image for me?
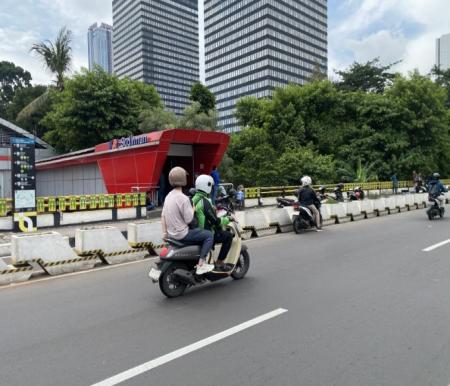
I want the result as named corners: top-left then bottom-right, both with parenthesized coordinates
top-left (210, 165), bottom-right (220, 204)
top-left (412, 170), bottom-right (418, 192)
top-left (236, 185), bottom-right (245, 210)
top-left (391, 174), bottom-right (398, 195)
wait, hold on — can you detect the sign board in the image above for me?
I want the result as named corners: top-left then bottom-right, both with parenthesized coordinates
top-left (11, 137), bottom-right (37, 232)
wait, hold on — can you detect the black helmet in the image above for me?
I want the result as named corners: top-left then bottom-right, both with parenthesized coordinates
top-left (337, 183), bottom-right (344, 189)
top-left (433, 173), bottom-right (440, 180)
top-left (318, 185), bottom-right (326, 192)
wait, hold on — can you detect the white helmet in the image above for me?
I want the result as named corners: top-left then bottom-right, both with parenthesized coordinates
top-left (301, 175), bottom-right (312, 186)
top-left (195, 174), bottom-right (214, 194)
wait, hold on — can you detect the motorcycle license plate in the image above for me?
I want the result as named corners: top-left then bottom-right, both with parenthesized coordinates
top-left (148, 268), bottom-right (161, 282)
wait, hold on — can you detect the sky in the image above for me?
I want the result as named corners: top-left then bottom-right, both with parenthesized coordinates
top-left (0, 0), bottom-right (448, 85)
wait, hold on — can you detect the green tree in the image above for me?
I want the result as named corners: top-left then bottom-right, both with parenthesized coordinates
top-left (235, 96), bottom-right (270, 129)
top-left (42, 68), bottom-right (161, 152)
top-left (177, 102), bottom-right (218, 131)
top-left (0, 61), bottom-right (32, 117)
top-left (336, 58), bottom-right (398, 94)
top-left (6, 85), bottom-right (51, 137)
top-left (139, 107), bottom-right (177, 132)
top-left (432, 65), bottom-right (450, 106)
top-left (30, 27), bottom-right (72, 91)
top-left (189, 82), bottom-right (216, 113)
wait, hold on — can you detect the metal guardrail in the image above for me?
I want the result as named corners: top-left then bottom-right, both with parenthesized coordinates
top-left (0, 193), bottom-right (147, 217)
top-left (244, 180), bottom-right (450, 199)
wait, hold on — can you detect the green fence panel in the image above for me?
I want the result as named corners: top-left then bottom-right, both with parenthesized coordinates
top-left (48, 197), bottom-right (56, 212)
top-left (106, 195), bottom-right (115, 208)
top-left (139, 193), bottom-right (146, 206)
top-left (58, 197), bottom-right (67, 212)
top-left (36, 197), bottom-right (45, 213)
top-left (132, 193), bottom-right (139, 207)
top-left (79, 195), bottom-right (87, 210)
top-left (125, 194), bottom-right (132, 207)
top-left (98, 195), bottom-right (106, 209)
top-left (89, 195), bottom-right (99, 210)
top-left (0, 200), bottom-right (7, 216)
top-left (69, 196), bottom-right (78, 211)
top-left (116, 194), bottom-right (123, 208)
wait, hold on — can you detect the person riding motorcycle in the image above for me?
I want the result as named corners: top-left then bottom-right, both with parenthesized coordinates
top-left (192, 175), bottom-right (234, 272)
top-left (297, 176), bottom-right (322, 231)
top-left (334, 183), bottom-right (344, 202)
top-left (428, 173), bottom-right (447, 208)
top-left (161, 167), bottom-right (214, 275)
top-left (317, 185), bottom-right (328, 202)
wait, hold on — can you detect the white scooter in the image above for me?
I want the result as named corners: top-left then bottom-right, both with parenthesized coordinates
top-left (148, 211), bottom-right (250, 298)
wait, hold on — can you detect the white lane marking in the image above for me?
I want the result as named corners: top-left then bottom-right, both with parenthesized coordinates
top-left (91, 308), bottom-right (288, 386)
top-left (423, 239), bottom-right (450, 252)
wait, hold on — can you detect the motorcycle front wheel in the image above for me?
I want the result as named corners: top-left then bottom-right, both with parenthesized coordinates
top-left (231, 250), bottom-right (250, 280)
top-left (159, 263), bottom-right (188, 298)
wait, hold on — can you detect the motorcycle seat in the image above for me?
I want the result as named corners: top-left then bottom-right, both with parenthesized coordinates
top-left (166, 238), bottom-right (189, 248)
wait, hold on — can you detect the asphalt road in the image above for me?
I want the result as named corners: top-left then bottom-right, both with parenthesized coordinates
top-left (1, 209), bottom-right (450, 386)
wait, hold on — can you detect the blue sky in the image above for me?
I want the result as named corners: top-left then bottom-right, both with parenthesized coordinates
top-left (0, 0), bottom-right (448, 85)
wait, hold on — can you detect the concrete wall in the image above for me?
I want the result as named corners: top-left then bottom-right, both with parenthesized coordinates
top-left (37, 163), bottom-right (107, 196)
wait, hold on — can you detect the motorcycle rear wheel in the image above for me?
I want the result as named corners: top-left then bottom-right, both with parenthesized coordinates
top-left (159, 263), bottom-right (188, 298)
top-left (293, 218), bottom-right (304, 234)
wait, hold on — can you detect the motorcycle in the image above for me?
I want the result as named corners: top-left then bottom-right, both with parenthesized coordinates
top-left (292, 200), bottom-right (323, 233)
top-left (426, 195), bottom-right (445, 220)
top-left (148, 210), bottom-right (250, 298)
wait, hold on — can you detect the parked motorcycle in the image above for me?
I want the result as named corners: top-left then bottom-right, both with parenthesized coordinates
top-left (426, 195), bottom-right (445, 220)
top-left (292, 200), bottom-right (323, 233)
top-left (148, 210), bottom-right (250, 298)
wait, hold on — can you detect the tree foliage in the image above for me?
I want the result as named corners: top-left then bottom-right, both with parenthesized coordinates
top-left (139, 107), bottom-right (177, 132)
top-left (177, 101), bottom-right (218, 131)
top-left (0, 61), bottom-right (32, 117)
top-left (335, 58), bottom-right (398, 94)
top-left (189, 82), bottom-right (216, 113)
top-left (226, 62), bottom-right (450, 187)
top-left (42, 68), bottom-right (161, 152)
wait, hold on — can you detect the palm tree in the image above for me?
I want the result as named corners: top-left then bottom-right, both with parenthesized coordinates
top-left (30, 27), bottom-right (72, 91)
top-left (17, 28), bottom-right (72, 123)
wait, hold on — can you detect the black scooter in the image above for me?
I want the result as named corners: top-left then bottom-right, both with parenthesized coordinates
top-left (292, 200), bottom-right (323, 233)
top-left (426, 195), bottom-right (445, 220)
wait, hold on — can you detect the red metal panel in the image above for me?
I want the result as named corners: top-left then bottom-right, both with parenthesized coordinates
top-left (37, 129), bottom-right (230, 194)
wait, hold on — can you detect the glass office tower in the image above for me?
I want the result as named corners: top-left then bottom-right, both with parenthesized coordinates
top-left (113, 0), bottom-right (199, 114)
top-left (205, 0), bottom-right (328, 132)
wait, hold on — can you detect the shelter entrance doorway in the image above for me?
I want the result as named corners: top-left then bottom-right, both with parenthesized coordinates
top-left (159, 144), bottom-right (194, 205)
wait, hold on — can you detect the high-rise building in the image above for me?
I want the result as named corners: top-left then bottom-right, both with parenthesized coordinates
top-left (436, 33), bottom-right (450, 70)
top-left (88, 23), bottom-right (113, 74)
top-left (112, 0), bottom-right (199, 115)
top-left (205, 0), bottom-right (328, 132)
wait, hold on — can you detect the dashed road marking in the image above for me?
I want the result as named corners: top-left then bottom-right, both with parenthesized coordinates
top-left (90, 308), bottom-right (288, 386)
top-left (422, 239), bottom-right (450, 252)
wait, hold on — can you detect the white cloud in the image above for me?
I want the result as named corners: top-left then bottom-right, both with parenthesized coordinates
top-left (329, 0), bottom-right (450, 75)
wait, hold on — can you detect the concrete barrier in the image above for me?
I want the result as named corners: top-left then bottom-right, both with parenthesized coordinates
top-left (244, 210), bottom-right (277, 237)
top-left (384, 196), bottom-right (399, 214)
top-left (360, 200), bottom-right (375, 218)
top-left (11, 232), bottom-right (96, 275)
top-left (0, 258), bottom-right (32, 286)
top-left (346, 201), bottom-right (364, 221)
top-left (75, 226), bottom-right (147, 264)
top-left (234, 211), bottom-right (253, 240)
top-left (0, 243), bottom-right (10, 257)
top-left (320, 204), bottom-right (336, 226)
top-left (414, 193), bottom-right (427, 209)
top-left (394, 196), bottom-right (407, 212)
top-left (128, 221), bottom-right (164, 255)
top-left (329, 203), bottom-right (351, 223)
top-left (404, 194), bottom-right (416, 210)
top-left (266, 207), bottom-right (292, 233)
top-left (60, 210), bottom-right (113, 226)
top-left (373, 198), bottom-right (388, 216)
